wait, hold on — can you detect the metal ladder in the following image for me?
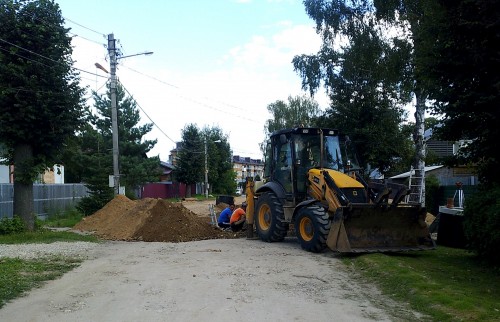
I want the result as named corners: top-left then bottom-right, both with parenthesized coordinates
top-left (208, 204), bottom-right (218, 226)
top-left (406, 166), bottom-right (424, 204)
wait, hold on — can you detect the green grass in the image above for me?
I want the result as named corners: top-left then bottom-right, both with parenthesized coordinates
top-left (0, 220), bottom-right (98, 309)
top-left (341, 247), bottom-right (500, 321)
top-left (43, 208), bottom-right (84, 228)
top-left (0, 256), bottom-right (82, 309)
top-left (0, 230), bottom-right (98, 244)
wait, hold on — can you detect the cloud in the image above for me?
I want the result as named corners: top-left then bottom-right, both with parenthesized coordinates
top-left (71, 21), bottom-right (326, 161)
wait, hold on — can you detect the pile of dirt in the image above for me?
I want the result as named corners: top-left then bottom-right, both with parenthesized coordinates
top-left (73, 195), bottom-right (234, 242)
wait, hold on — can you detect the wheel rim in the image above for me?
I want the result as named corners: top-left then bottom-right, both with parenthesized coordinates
top-left (258, 204), bottom-right (271, 230)
top-left (299, 217), bottom-right (313, 242)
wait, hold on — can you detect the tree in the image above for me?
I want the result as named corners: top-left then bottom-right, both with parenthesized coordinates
top-left (175, 124), bottom-right (235, 196)
top-left (0, 0), bottom-right (85, 229)
top-left (293, 1), bottom-right (414, 175)
top-left (264, 95), bottom-right (322, 136)
top-left (93, 84), bottom-right (160, 192)
top-left (175, 124), bottom-right (203, 196)
top-left (263, 95), bottom-right (322, 154)
top-left (417, 0), bottom-right (499, 263)
top-left (74, 84), bottom-right (161, 214)
top-left (418, 0), bottom-right (499, 186)
top-left (201, 126), bottom-right (235, 195)
top-left (73, 122), bottom-right (114, 215)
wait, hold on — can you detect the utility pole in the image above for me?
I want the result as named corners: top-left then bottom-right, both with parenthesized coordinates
top-left (108, 33), bottom-right (120, 195)
top-left (204, 137), bottom-right (208, 199)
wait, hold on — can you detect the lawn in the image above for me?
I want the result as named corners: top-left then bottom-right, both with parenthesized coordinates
top-left (0, 229), bottom-right (98, 309)
top-left (342, 246), bottom-right (499, 321)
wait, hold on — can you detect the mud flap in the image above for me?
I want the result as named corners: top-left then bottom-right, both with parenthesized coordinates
top-left (326, 205), bottom-right (435, 253)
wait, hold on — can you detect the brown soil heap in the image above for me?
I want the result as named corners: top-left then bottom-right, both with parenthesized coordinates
top-left (73, 195), bottom-right (233, 242)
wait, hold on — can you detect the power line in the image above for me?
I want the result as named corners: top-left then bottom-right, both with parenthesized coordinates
top-left (120, 81), bottom-right (219, 155)
top-left (119, 81), bottom-right (178, 145)
top-left (69, 32), bottom-right (107, 46)
top-left (0, 38), bottom-right (107, 79)
top-left (0, 85), bottom-right (74, 97)
top-left (27, 11), bottom-right (263, 125)
top-left (119, 64), bottom-right (178, 89)
top-left (25, 12), bottom-right (107, 47)
top-left (0, 44), bottom-right (53, 68)
top-left (63, 17), bottom-right (106, 38)
top-left (119, 62), bottom-right (261, 123)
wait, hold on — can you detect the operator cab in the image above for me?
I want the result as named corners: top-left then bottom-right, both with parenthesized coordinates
top-left (263, 128), bottom-right (351, 201)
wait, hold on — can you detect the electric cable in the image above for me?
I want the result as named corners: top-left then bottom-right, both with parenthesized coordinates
top-left (0, 38), bottom-right (107, 79)
top-left (119, 62), bottom-right (261, 123)
top-left (119, 81), bottom-right (178, 145)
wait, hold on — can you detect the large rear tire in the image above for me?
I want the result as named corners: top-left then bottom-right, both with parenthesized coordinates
top-left (255, 192), bottom-right (288, 242)
top-left (295, 204), bottom-right (331, 252)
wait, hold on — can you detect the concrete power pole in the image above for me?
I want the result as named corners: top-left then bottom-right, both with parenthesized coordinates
top-left (204, 137), bottom-right (208, 199)
top-left (108, 33), bottom-right (120, 195)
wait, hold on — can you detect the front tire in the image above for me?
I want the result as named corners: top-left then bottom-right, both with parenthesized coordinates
top-left (255, 192), bottom-right (288, 242)
top-left (295, 204), bottom-right (331, 252)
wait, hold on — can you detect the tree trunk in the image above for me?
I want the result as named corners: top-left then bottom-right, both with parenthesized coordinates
top-left (13, 144), bottom-right (35, 231)
top-left (413, 92), bottom-right (426, 207)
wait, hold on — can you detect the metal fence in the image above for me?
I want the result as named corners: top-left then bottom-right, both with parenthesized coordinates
top-left (0, 184), bottom-right (89, 219)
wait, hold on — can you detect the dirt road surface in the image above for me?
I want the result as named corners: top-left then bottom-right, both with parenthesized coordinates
top-left (0, 197), bottom-right (419, 321)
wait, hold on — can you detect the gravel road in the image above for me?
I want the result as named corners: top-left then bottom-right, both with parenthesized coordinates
top-left (0, 237), bottom-right (419, 322)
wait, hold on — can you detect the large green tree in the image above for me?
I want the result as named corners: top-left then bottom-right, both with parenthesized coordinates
top-left (264, 95), bottom-right (321, 135)
top-left (71, 120), bottom-right (113, 216)
top-left (418, 0), bottom-right (499, 186)
top-left (417, 0), bottom-right (499, 263)
top-left (92, 84), bottom-right (160, 191)
top-left (293, 1), bottom-right (414, 175)
top-left (72, 83), bottom-right (160, 214)
top-left (93, 84), bottom-right (160, 191)
top-left (263, 95), bottom-right (322, 155)
top-left (175, 124), bottom-right (203, 196)
top-left (202, 126), bottom-right (235, 195)
top-left (0, 0), bottom-right (84, 229)
top-left (175, 124), bottom-right (235, 196)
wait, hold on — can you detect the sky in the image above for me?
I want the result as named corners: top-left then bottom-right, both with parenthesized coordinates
top-left (55, 0), bottom-right (329, 161)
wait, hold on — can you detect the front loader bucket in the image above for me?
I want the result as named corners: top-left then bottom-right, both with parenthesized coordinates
top-left (326, 204), bottom-right (435, 253)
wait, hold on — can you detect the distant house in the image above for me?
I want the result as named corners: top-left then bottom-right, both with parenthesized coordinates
top-left (233, 155), bottom-right (264, 187)
top-left (39, 164), bottom-right (65, 184)
top-left (0, 164), bottom-right (64, 184)
top-left (141, 160), bottom-right (194, 199)
top-left (160, 161), bottom-right (175, 182)
top-left (168, 142), bottom-right (183, 167)
top-left (390, 165), bottom-right (478, 186)
top-left (425, 127), bottom-right (472, 159)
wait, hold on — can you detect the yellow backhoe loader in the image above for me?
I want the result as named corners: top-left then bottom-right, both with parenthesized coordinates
top-left (245, 127), bottom-right (435, 253)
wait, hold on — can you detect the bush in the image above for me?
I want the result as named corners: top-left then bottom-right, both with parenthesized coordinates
top-left (463, 184), bottom-right (500, 265)
top-left (77, 184), bottom-right (113, 216)
top-left (0, 216), bottom-right (26, 235)
top-left (425, 174), bottom-right (440, 215)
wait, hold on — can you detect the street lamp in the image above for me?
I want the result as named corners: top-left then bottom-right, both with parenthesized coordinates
top-left (205, 138), bottom-right (221, 198)
top-left (106, 33), bottom-right (153, 195)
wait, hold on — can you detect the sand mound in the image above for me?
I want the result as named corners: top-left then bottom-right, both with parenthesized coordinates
top-left (74, 196), bottom-right (234, 242)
